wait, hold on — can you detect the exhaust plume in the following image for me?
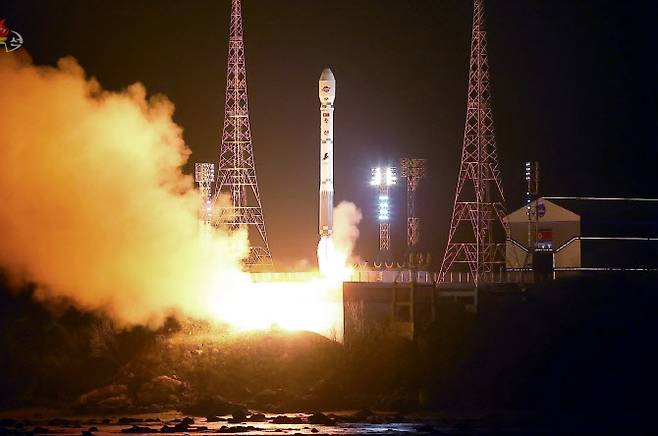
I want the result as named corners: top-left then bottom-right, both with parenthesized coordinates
top-left (0, 53), bottom-right (248, 326)
top-left (333, 201), bottom-right (363, 263)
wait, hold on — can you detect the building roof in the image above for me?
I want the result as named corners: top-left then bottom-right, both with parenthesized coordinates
top-left (506, 197), bottom-right (658, 269)
top-left (505, 198), bottom-right (580, 224)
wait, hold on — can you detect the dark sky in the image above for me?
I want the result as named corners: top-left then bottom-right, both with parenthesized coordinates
top-left (4, 0), bottom-right (658, 267)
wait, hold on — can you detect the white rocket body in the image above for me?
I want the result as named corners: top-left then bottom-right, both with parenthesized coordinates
top-left (318, 68), bottom-right (336, 272)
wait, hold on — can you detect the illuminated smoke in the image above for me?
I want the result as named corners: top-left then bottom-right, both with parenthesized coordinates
top-left (333, 201), bottom-right (363, 263)
top-left (0, 54), bottom-right (365, 339)
top-left (0, 53), bottom-right (249, 326)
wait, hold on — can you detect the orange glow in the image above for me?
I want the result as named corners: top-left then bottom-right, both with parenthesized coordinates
top-left (207, 273), bottom-right (345, 341)
top-left (204, 243), bottom-right (353, 341)
top-left (0, 54), bottom-right (360, 340)
top-left (188, 236), bottom-right (356, 341)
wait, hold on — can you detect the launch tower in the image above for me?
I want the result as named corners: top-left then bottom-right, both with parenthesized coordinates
top-left (439, 0), bottom-right (508, 286)
top-left (215, 0), bottom-right (273, 268)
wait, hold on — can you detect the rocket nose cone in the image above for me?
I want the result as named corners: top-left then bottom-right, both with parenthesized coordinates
top-left (320, 68), bottom-right (335, 82)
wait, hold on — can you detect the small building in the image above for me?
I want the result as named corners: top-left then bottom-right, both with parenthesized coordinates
top-left (505, 197), bottom-right (658, 279)
top-left (504, 198), bottom-right (581, 280)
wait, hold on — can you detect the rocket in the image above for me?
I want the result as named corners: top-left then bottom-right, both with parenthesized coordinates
top-left (319, 68), bottom-right (335, 238)
top-left (317, 68), bottom-right (336, 272)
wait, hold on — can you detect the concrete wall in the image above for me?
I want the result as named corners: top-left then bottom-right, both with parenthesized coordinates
top-left (342, 282), bottom-right (436, 342)
top-left (555, 239), bottom-right (581, 268)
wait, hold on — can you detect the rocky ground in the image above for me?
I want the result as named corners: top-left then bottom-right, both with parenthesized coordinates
top-left (2, 273), bottom-right (658, 434)
top-left (3, 409), bottom-right (654, 435)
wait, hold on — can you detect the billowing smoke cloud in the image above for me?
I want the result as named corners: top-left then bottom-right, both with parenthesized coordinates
top-left (0, 53), bottom-right (249, 326)
top-left (333, 201), bottom-right (363, 263)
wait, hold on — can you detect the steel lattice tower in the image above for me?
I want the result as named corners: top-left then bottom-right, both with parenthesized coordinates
top-left (371, 167), bottom-right (397, 258)
top-left (215, 0), bottom-right (273, 268)
top-left (195, 163), bottom-right (215, 237)
top-left (401, 158), bottom-right (426, 252)
top-left (439, 0), bottom-right (508, 286)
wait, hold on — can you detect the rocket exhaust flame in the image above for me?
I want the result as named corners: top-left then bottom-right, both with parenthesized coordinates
top-left (0, 54), bottom-right (362, 340)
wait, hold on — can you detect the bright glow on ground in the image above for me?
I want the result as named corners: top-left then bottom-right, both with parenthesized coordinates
top-left (207, 276), bottom-right (344, 341)
top-left (205, 242), bottom-right (352, 342)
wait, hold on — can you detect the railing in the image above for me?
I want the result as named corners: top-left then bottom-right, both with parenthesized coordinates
top-left (348, 270), bottom-right (519, 285)
top-left (348, 270), bottom-right (437, 284)
top-left (250, 271), bottom-right (321, 282)
top-left (253, 266), bottom-right (658, 286)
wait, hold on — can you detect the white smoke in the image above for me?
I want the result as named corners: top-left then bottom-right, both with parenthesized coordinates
top-left (332, 201), bottom-right (363, 263)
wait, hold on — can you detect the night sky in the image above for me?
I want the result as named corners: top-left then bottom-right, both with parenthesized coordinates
top-left (4, 0), bottom-right (658, 267)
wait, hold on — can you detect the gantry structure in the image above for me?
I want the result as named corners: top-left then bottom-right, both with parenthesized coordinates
top-left (439, 0), bottom-right (509, 287)
top-left (215, 0), bottom-right (273, 268)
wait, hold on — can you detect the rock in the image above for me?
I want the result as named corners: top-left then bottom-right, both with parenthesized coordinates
top-left (271, 415), bottom-right (304, 424)
top-left (218, 425), bottom-right (258, 433)
top-left (118, 418), bottom-right (143, 424)
top-left (231, 409), bottom-right (249, 422)
top-left (48, 419), bottom-right (72, 426)
top-left (120, 425), bottom-right (158, 433)
top-left (82, 431), bottom-right (93, 436)
top-left (32, 427), bottom-right (49, 434)
top-left (88, 426), bottom-right (99, 432)
top-left (181, 417), bottom-right (195, 425)
top-left (181, 395), bottom-right (247, 417)
top-left (101, 419), bottom-right (111, 425)
top-left (79, 384), bottom-right (129, 407)
top-left (248, 413), bottom-right (266, 422)
top-left (311, 428), bottom-right (319, 433)
top-left (136, 375), bottom-right (185, 406)
top-left (350, 409), bottom-right (374, 422)
top-left (159, 425), bottom-right (176, 433)
top-left (175, 422), bottom-right (190, 432)
top-left (307, 413), bottom-right (335, 426)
